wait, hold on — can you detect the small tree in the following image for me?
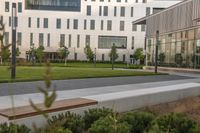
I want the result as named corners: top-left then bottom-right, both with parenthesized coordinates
top-left (109, 45), bottom-right (119, 61)
top-left (35, 45), bottom-right (45, 63)
top-left (16, 47), bottom-right (21, 57)
top-left (134, 48), bottom-right (145, 64)
top-left (175, 53), bottom-right (183, 66)
top-left (84, 45), bottom-right (94, 62)
top-left (0, 44), bottom-right (11, 64)
top-left (159, 53), bottom-right (165, 65)
top-left (58, 45), bottom-right (70, 66)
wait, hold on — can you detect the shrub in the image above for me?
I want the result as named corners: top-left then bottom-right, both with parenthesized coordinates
top-left (149, 113), bottom-right (199, 133)
top-left (40, 127), bottom-right (72, 133)
top-left (89, 116), bottom-right (131, 133)
top-left (48, 112), bottom-right (84, 133)
top-left (0, 123), bottom-right (30, 133)
top-left (119, 111), bottom-right (155, 133)
top-left (83, 107), bottom-right (114, 129)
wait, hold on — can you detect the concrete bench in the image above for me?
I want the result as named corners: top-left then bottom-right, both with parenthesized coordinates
top-left (0, 98), bottom-right (97, 121)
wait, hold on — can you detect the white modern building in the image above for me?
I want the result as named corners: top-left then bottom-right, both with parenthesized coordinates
top-left (0, 0), bottom-right (181, 61)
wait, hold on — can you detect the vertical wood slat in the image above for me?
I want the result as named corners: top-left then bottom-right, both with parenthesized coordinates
top-left (146, 0), bottom-right (200, 37)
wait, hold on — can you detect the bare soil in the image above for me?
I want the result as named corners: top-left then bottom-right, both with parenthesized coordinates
top-left (140, 96), bottom-right (200, 125)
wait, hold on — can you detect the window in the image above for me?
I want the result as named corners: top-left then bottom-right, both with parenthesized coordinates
top-left (73, 19), bottom-right (78, 29)
top-left (120, 21), bottom-right (125, 31)
top-left (107, 20), bottom-right (112, 31)
top-left (141, 25), bottom-right (145, 31)
top-left (5, 32), bottom-right (9, 45)
top-left (85, 35), bottom-right (90, 46)
top-left (14, 17), bottom-right (18, 27)
top-left (9, 17), bottom-right (11, 27)
top-left (114, 7), bottom-right (117, 16)
top-left (123, 54), bottom-right (126, 62)
top-left (74, 53), bottom-right (78, 60)
top-left (39, 33), bottom-right (44, 46)
top-left (120, 7), bottom-right (125, 17)
top-left (143, 0), bottom-right (147, 3)
top-left (146, 7), bottom-right (150, 16)
top-left (101, 20), bottom-right (104, 30)
top-left (18, 2), bottom-right (22, 13)
top-left (67, 19), bottom-right (70, 29)
top-left (84, 19), bottom-right (87, 30)
top-left (44, 18), bottom-right (48, 28)
top-left (60, 34), bottom-right (65, 46)
top-left (132, 36), bottom-right (134, 49)
top-left (56, 19), bottom-right (61, 29)
top-left (101, 20), bottom-right (103, 30)
top-left (103, 6), bottom-right (108, 16)
top-left (99, 6), bottom-right (102, 16)
top-left (28, 17), bottom-right (31, 28)
top-left (131, 7), bottom-right (134, 17)
top-left (47, 33), bottom-right (50, 47)
top-left (68, 34), bottom-right (71, 47)
top-left (17, 32), bottom-right (22, 46)
top-left (30, 33), bottom-right (33, 46)
top-left (117, 0), bottom-right (121, 2)
top-left (90, 20), bottom-right (95, 30)
top-left (132, 24), bottom-right (137, 31)
top-left (87, 5), bottom-right (91, 16)
top-left (135, 0), bottom-right (138, 3)
top-left (37, 18), bottom-right (40, 28)
top-left (102, 54), bottom-right (105, 61)
top-left (5, 2), bottom-right (9, 12)
top-left (77, 35), bottom-right (80, 48)
top-left (98, 36), bottom-right (127, 49)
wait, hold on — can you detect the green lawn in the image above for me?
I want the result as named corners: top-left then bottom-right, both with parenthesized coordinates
top-left (0, 66), bottom-right (161, 83)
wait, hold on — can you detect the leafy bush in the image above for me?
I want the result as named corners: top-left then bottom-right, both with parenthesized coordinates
top-left (149, 113), bottom-right (199, 133)
top-left (40, 127), bottom-right (72, 133)
top-left (0, 123), bottom-right (30, 133)
top-left (83, 107), bottom-right (114, 129)
top-left (89, 116), bottom-right (131, 133)
top-left (48, 112), bottom-right (84, 133)
top-left (119, 111), bottom-right (155, 133)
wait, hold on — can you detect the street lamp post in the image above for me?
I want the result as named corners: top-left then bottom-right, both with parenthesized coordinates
top-left (11, 3), bottom-right (17, 79)
top-left (155, 30), bottom-right (159, 73)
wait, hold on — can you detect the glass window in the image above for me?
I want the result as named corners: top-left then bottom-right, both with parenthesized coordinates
top-left (47, 33), bottom-right (50, 47)
top-left (44, 18), bottom-right (48, 28)
top-left (90, 20), bottom-right (95, 30)
top-left (5, 2), bottom-right (9, 12)
top-left (28, 17), bottom-right (31, 28)
top-left (30, 33), bottom-right (33, 46)
top-left (73, 19), bottom-right (78, 29)
top-left (101, 20), bottom-right (104, 30)
top-left (120, 21), bottom-right (125, 31)
top-left (18, 2), bottom-right (22, 13)
top-left (131, 7), bottom-right (134, 17)
top-left (132, 36), bottom-right (134, 49)
top-left (114, 7), bottom-right (117, 16)
top-left (77, 35), bottom-right (80, 48)
top-left (5, 32), bottom-right (9, 45)
top-left (103, 6), bottom-right (108, 16)
top-left (85, 35), bottom-right (90, 46)
top-left (39, 33), bottom-right (44, 46)
top-left (37, 18), bottom-right (40, 28)
top-left (17, 32), bottom-right (22, 46)
top-left (84, 19), bottom-right (87, 30)
top-left (141, 25), bottom-right (145, 32)
top-left (107, 20), bottom-right (112, 31)
top-left (99, 6), bottom-right (102, 16)
top-left (67, 19), bottom-right (70, 29)
top-left (98, 36), bottom-right (127, 49)
top-left (87, 5), bottom-right (91, 16)
top-left (56, 19), bottom-right (61, 29)
top-left (60, 34), bottom-right (65, 46)
top-left (146, 7), bottom-right (151, 16)
top-left (120, 7), bottom-right (125, 17)
top-left (68, 34), bottom-right (71, 47)
top-left (132, 24), bottom-right (137, 31)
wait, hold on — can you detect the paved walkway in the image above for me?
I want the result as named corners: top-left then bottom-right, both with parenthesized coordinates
top-left (0, 72), bottom-right (199, 109)
top-left (0, 75), bottom-right (194, 96)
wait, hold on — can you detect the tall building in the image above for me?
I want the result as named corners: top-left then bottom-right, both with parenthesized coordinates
top-left (134, 0), bottom-right (200, 69)
top-left (0, 0), bottom-right (181, 61)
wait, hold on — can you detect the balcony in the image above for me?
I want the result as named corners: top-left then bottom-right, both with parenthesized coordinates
top-left (25, 0), bottom-right (81, 12)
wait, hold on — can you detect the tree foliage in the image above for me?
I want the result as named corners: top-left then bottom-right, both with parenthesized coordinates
top-left (58, 45), bottom-right (70, 65)
top-left (109, 45), bottom-right (118, 61)
top-left (84, 45), bottom-right (94, 62)
top-left (35, 45), bottom-right (45, 63)
top-left (134, 48), bottom-right (145, 64)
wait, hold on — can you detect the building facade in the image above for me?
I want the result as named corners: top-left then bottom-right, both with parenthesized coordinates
top-left (134, 0), bottom-right (200, 69)
top-left (0, 0), bottom-right (180, 61)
